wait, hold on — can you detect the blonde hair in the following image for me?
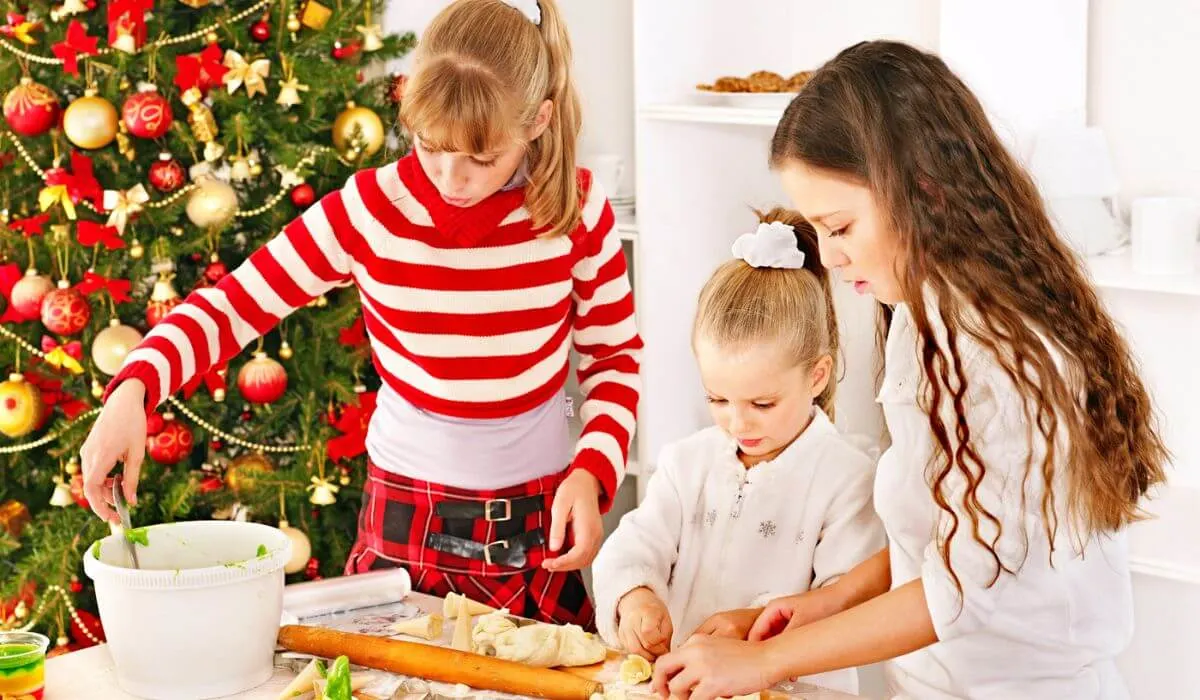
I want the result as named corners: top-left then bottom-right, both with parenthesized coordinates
top-left (693, 208), bottom-right (840, 418)
top-left (399, 0), bottom-right (583, 238)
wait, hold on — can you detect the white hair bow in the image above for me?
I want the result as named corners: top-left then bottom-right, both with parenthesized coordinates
top-left (500, 0), bottom-right (541, 25)
top-left (731, 221), bottom-right (807, 269)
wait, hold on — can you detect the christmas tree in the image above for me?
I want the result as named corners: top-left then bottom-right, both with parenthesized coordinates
top-left (0, 0), bottom-right (413, 652)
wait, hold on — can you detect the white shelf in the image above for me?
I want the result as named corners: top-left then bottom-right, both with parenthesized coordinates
top-left (616, 220), bottom-right (638, 241)
top-left (1087, 245), bottom-right (1200, 296)
top-left (639, 104), bottom-right (784, 127)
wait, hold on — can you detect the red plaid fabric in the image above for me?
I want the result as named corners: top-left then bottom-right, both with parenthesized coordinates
top-left (409, 565), bottom-right (595, 630)
top-left (344, 461), bottom-right (594, 628)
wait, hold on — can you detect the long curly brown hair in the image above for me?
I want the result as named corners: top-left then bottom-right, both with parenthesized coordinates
top-left (770, 41), bottom-right (1168, 592)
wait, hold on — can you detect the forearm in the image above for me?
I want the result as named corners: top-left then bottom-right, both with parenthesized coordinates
top-left (764, 579), bottom-right (937, 682)
top-left (826, 546), bottom-right (891, 612)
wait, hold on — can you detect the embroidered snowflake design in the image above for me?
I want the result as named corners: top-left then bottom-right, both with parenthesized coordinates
top-left (795, 530), bottom-right (805, 544)
top-left (704, 509), bottom-right (717, 526)
top-left (758, 520), bottom-right (778, 538)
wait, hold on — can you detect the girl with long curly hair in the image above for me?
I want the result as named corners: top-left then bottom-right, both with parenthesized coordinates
top-left (653, 40), bottom-right (1167, 700)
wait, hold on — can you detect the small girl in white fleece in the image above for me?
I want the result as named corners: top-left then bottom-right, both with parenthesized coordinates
top-left (591, 208), bottom-right (884, 694)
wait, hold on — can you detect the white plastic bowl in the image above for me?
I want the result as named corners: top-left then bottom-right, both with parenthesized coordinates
top-left (83, 520), bottom-right (292, 700)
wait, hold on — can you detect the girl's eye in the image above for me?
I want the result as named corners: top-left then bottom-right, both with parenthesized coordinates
top-left (828, 225), bottom-right (849, 238)
top-left (753, 402), bottom-right (775, 410)
top-left (706, 397), bottom-right (727, 405)
top-left (471, 157), bottom-right (498, 167)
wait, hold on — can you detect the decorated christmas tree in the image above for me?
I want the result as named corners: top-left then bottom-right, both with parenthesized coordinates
top-left (0, 0), bottom-right (413, 652)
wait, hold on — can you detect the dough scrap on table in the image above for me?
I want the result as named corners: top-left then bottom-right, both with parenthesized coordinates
top-left (390, 613), bottom-right (444, 640)
top-left (443, 591), bottom-right (497, 618)
top-left (451, 598), bottom-right (473, 651)
top-left (619, 654), bottom-right (653, 684)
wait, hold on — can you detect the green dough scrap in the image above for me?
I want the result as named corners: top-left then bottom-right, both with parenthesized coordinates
top-left (124, 527), bottom-right (149, 547)
top-left (91, 540), bottom-right (101, 559)
top-left (323, 656), bottom-right (351, 700)
top-left (256, 544), bottom-right (268, 558)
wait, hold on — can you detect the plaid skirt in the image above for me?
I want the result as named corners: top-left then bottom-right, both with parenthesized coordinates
top-left (344, 461), bottom-right (595, 629)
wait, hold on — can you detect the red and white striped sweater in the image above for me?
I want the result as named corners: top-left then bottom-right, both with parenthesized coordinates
top-left (109, 154), bottom-right (642, 502)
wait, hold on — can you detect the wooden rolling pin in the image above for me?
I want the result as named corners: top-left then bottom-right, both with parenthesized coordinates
top-left (277, 625), bottom-right (603, 700)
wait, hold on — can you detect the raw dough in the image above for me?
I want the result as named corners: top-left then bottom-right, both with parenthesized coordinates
top-left (619, 654), bottom-right (653, 684)
top-left (470, 609), bottom-right (605, 667)
top-left (443, 592), bottom-right (497, 618)
top-left (471, 609), bottom-right (518, 655)
top-left (492, 621), bottom-right (606, 667)
top-left (391, 613), bottom-right (443, 640)
top-left (721, 694), bottom-right (763, 700)
top-left (451, 598), bottom-right (473, 651)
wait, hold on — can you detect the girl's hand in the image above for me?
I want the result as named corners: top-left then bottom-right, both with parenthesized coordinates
top-left (79, 380), bottom-right (148, 524)
top-left (651, 636), bottom-right (781, 700)
top-left (617, 587), bottom-right (673, 660)
top-left (748, 588), bottom-right (843, 641)
top-left (542, 469), bottom-right (602, 571)
top-left (690, 607), bottom-right (762, 641)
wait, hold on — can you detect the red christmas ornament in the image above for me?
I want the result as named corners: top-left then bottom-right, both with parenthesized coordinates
top-left (146, 412), bottom-right (193, 464)
top-left (146, 274), bottom-right (181, 327)
top-left (198, 474), bottom-right (223, 493)
top-left (237, 352), bottom-right (287, 404)
top-left (148, 152), bottom-right (185, 192)
top-left (3, 78), bottom-right (60, 137)
top-left (121, 87), bottom-right (172, 139)
top-left (209, 439), bottom-right (222, 450)
top-left (203, 256), bottom-right (228, 284)
top-left (10, 269), bottom-right (54, 320)
top-left (305, 557), bottom-right (321, 580)
top-left (290, 183), bottom-right (315, 207)
top-left (331, 40), bottom-right (360, 60)
top-left (69, 577), bottom-right (83, 594)
top-left (40, 282), bottom-right (92, 336)
top-left (69, 472), bottom-right (89, 508)
top-left (70, 608), bottom-right (105, 648)
top-left (250, 19), bottom-right (271, 42)
top-left (356, 70), bottom-right (364, 84)
top-left (240, 411), bottom-right (252, 422)
top-left (145, 411), bottom-right (165, 435)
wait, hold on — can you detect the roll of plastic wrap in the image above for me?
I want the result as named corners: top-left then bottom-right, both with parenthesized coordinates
top-left (282, 568), bottom-right (412, 620)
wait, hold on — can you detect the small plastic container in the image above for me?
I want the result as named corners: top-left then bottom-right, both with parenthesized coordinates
top-left (83, 520), bottom-right (292, 700)
top-left (0, 631), bottom-right (49, 700)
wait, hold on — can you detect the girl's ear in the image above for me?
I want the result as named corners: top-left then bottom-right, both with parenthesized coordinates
top-left (527, 99), bottom-right (553, 140)
top-left (808, 355), bottom-right (833, 396)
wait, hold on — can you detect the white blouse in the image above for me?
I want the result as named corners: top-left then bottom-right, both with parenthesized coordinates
top-left (592, 409), bottom-right (885, 694)
top-left (876, 303), bottom-right (1134, 699)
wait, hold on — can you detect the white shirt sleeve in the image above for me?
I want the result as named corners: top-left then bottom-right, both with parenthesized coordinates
top-left (811, 450), bottom-right (887, 589)
top-left (591, 443), bottom-right (686, 647)
top-left (919, 356), bottom-right (1050, 642)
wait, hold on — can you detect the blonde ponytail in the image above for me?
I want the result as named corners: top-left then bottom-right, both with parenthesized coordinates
top-left (399, 0), bottom-right (583, 238)
top-left (693, 208), bottom-right (841, 419)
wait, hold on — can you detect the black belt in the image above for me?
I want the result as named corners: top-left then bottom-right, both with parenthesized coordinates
top-left (434, 495), bottom-right (545, 522)
top-left (427, 530), bottom-right (545, 569)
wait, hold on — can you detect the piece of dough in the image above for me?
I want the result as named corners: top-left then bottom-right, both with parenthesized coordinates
top-left (720, 694), bottom-right (763, 700)
top-left (471, 609), bottom-right (518, 655)
top-left (391, 614), bottom-right (444, 640)
top-left (491, 622), bottom-right (606, 668)
top-left (451, 598), bottom-right (473, 651)
top-left (619, 654), bottom-right (653, 684)
top-left (443, 592), bottom-right (497, 618)
top-left (277, 658), bottom-right (323, 699)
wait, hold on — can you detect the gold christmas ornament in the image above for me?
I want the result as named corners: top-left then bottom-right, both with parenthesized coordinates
top-left (332, 102), bottom-right (384, 158)
top-left (181, 87), bottom-right (218, 146)
top-left (286, 13), bottom-right (301, 33)
top-left (91, 378), bottom-right (104, 399)
top-left (66, 458), bottom-right (80, 475)
top-left (63, 90), bottom-right (119, 150)
top-left (278, 340), bottom-right (293, 360)
top-left (307, 475), bottom-right (339, 506)
top-left (298, 0), bottom-right (332, 29)
top-left (186, 177), bottom-right (239, 229)
top-left (205, 30), bottom-right (219, 43)
top-left (49, 476), bottom-right (73, 507)
top-left (279, 519), bottom-right (311, 574)
top-left (177, 0), bottom-right (212, 8)
top-left (225, 452), bottom-right (276, 495)
top-left (129, 239), bottom-right (145, 259)
top-left (357, 23), bottom-right (384, 52)
top-left (0, 373), bottom-right (42, 438)
top-left (92, 318), bottom-right (144, 376)
top-left (222, 50), bottom-right (271, 98)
